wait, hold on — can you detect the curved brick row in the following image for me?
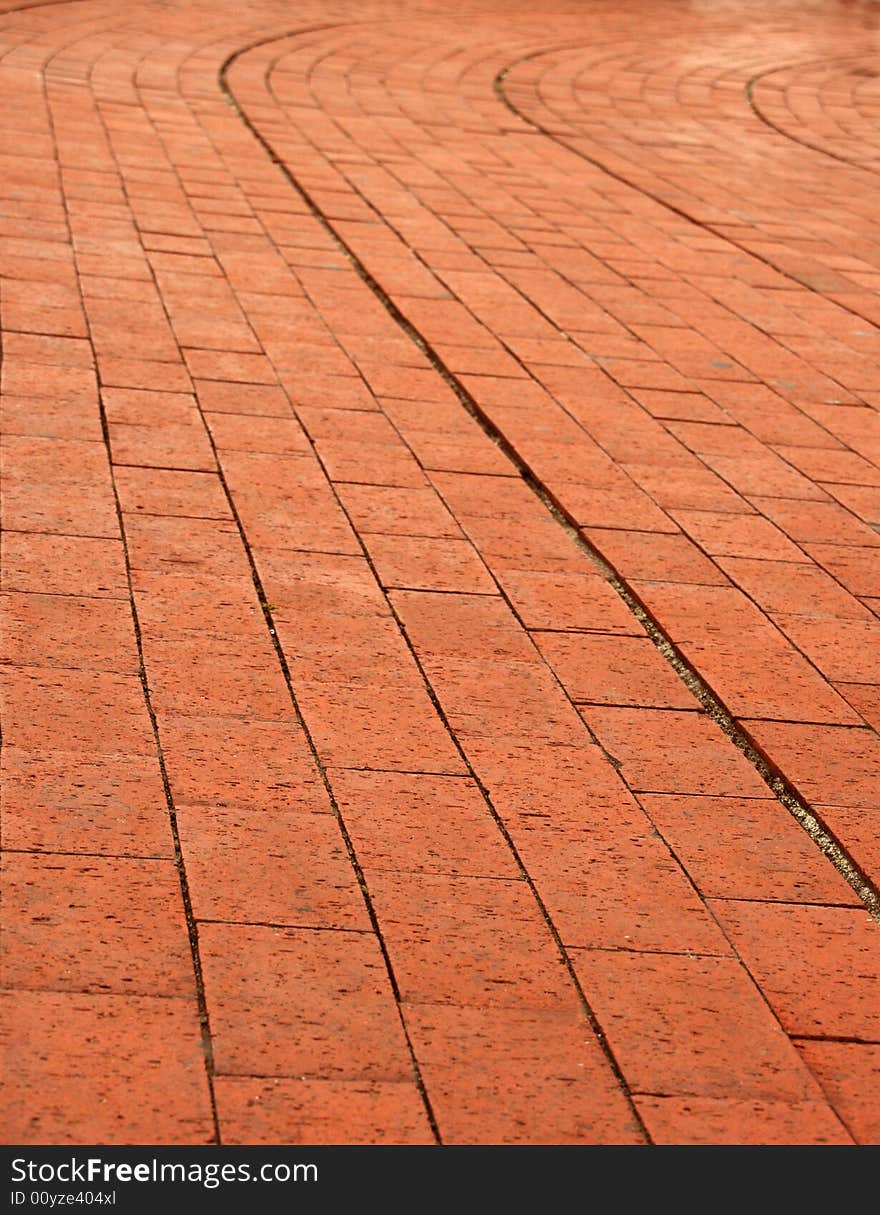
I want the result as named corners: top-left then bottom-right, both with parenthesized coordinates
top-left (1, 0), bottom-right (878, 1147)
top-left (748, 56), bottom-right (880, 172)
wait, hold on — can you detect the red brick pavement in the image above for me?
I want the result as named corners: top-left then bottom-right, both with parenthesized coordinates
top-left (1, 0), bottom-right (879, 1146)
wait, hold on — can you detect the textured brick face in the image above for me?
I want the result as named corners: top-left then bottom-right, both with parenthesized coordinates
top-left (3, 0), bottom-right (879, 1149)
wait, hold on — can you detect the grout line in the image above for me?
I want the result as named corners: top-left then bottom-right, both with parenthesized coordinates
top-left (3, 848), bottom-right (176, 860)
top-left (194, 919), bottom-right (374, 933)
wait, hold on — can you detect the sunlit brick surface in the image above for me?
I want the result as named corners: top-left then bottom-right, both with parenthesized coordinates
top-left (2, 0), bottom-right (879, 1146)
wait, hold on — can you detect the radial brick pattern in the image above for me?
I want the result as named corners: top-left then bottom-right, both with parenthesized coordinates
top-left (1, 0), bottom-right (879, 1147)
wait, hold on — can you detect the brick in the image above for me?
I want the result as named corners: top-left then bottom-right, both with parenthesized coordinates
top-left (0, 480), bottom-right (119, 538)
top-left (296, 407), bottom-right (397, 445)
top-left (672, 509), bottom-right (807, 561)
top-left (2, 433), bottom-right (110, 486)
top-left (358, 362), bottom-right (453, 401)
top-left (158, 715), bottom-right (325, 814)
top-left (277, 612), bottom-right (415, 670)
top-left (636, 581), bottom-right (781, 642)
top-left (177, 804), bottom-right (369, 929)
top-left (1, 359), bottom-right (97, 403)
top-left (0, 666), bottom-right (155, 755)
top-left (748, 496), bottom-right (880, 546)
top-left (454, 511), bottom-right (585, 571)
top-left (0, 747), bottom-right (172, 857)
top-left (774, 444), bottom-right (880, 487)
top-left (428, 470), bottom-right (534, 521)
top-left (289, 676), bottom-right (466, 773)
top-left (535, 632), bottom-right (695, 708)
top-left (98, 357), bottom-right (192, 393)
top-left (686, 641), bottom-right (858, 724)
top-left (520, 814), bottom-right (729, 953)
top-left (796, 1042), bottom-right (880, 1145)
top-left (421, 651), bottom-right (586, 746)
top-left (314, 437), bottom-right (426, 487)
top-left (131, 572), bottom-right (265, 639)
top-left (584, 527), bottom-right (727, 585)
top-left (709, 900), bottom-right (880, 1039)
top-left (635, 1095), bottom-right (851, 1145)
top-left (570, 949), bottom-right (822, 1100)
top-left (391, 589), bottom-right (540, 663)
top-left (717, 557), bottom-right (872, 620)
top-left (744, 720), bottom-right (880, 809)
top-left (494, 566), bottom-right (642, 632)
top-left (222, 451), bottom-right (359, 554)
top-left (0, 591), bottom-right (136, 673)
top-left (368, 870), bottom-right (572, 1008)
top-left (835, 683), bottom-right (880, 732)
top-left (115, 466), bottom-right (230, 518)
top-left (0, 991), bottom-right (213, 1145)
top-left (215, 1078), bottom-right (433, 1145)
top-left (124, 514), bottom-right (248, 580)
top-left (254, 549), bottom-right (389, 618)
top-left (184, 348), bottom-right (277, 384)
top-left (109, 419), bottom-right (216, 471)
top-left (824, 482), bottom-right (880, 525)
top-left (198, 923), bottom-right (412, 1079)
top-left (0, 532), bottom-right (128, 599)
top-left (328, 769), bottom-right (518, 878)
top-left (621, 462), bottom-right (747, 515)
top-left (205, 411), bottom-right (310, 455)
top-left (773, 615), bottom-right (880, 683)
top-left (565, 480), bottom-right (680, 531)
top-left (469, 739), bottom-right (633, 823)
top-left (365, 534), bottom-right (497, 594)
top-left (629, 389), bottom-right (730, 424)
top-left (281, 370), bottom-right (378, 410)
top-left (0, 391), bottom-right (103, 442)
top-left (2, 853), bottom-right (194, 996)
top-left (639, 794), bottom-right (859, 904)
top-left (2, 302), bottom-right (88, 339)
top-left (581, 705), bottom-right (769, 796)
top-left (606, 359), bottom-right (692, 391)
top-left (2, 332), bottom-right (92, 367)
top-left (141, 635), bottom-right (291, 720)
top-left (408, 429), bottom-right (513, 476)
top-left (336, 482), bottom-right (462, 538)
top-left (802, 543), bottom-right (880, 598)
top-left (195, 379), bottom-right (292, 415)
top-left (704, 385), bottom-right (839, 448)
top-left (405, 1003), bottom-right (642, 1144)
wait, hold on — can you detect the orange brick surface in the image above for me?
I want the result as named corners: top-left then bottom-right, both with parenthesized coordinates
top-left (1, 0), bottom-right (878, 1147)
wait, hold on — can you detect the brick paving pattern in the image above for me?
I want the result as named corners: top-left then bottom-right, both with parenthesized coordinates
top-left (1, 0), bottom-right (879, 1146)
